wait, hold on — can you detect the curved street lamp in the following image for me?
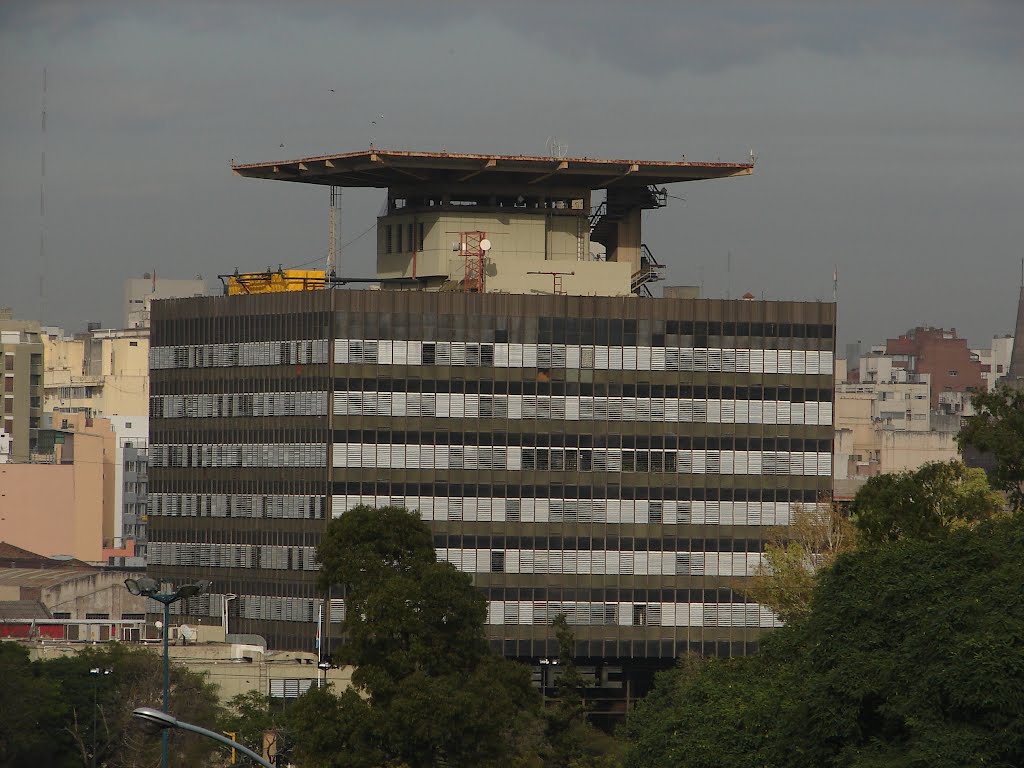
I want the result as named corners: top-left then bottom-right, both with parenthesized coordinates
top-left (125, 577), bottom-right (211, 768)
top-left (132, 707), bottom-right (273, 768)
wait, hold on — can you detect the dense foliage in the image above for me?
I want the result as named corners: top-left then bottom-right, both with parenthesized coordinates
top-left (851, 460), bottom-right (1006, 543)
top-left (625, 518), bottom-right (1024, 767)
top-left (297, 505), bottom-right (548, 768)
top-left (958, 384), bottom-right (1024, 512)
top-left (745, 498), bottom-right (856, 622)
top-left (0, 643), bottom-right (223, 768)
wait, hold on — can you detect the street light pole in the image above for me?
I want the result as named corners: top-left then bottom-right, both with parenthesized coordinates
top-left (125, 577), bottom-right (211, 768)
top-left (132, 708), bottom-right (273, 768)
top-left (161, 599), bottom-right (170, 767)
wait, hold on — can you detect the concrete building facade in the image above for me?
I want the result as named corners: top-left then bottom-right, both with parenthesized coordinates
top-left (125, 274), bottom-right (207, 329)
top-left (146, 149), bottom-right (833, 708)
top-left (883, 327), bottom-right (984, 410)
top-left (1, 315), bottom-right (44, 463)
top-left (43, 328), bottom-right (151, 553)
top-left (0, 413), bottom-right (116, 561)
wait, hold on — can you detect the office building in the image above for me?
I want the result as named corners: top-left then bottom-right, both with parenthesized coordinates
top-left (147, 149), bottom-right (835, 705)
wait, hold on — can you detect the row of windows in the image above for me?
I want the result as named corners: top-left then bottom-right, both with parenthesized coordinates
top-left (481, 586), bottom-right (750, 604)
top-left (487, 601), bottom-right (780, 628)
top-left (348, 495), bottom-right (797, 525)
top-left (334, 377), bottom-right (835, 401)
top-left (382, 221), bottom-right (426, 254)
top-left (148, 543), bottom-right (764, 575)
top-left (537, 316), bottom-right (833, 343)
top-left (332, 482), bottom-right (822, 502)
top-left (148, 542), bottom-right (319, 571)
top-left (333, 443), bottom-right (832, 477)
top-left (333, 430), bottom-right (833, 452)
top-left (149, 443), bottom-right (326, 468)
top-left (439, 535), bottom-right (766, 553)
top-left (149, 493), bottom-right (325, 519)
top-left (152, 392), bottom-right (328, 419)
top-left (152, 310), bottom-right (331, 347)
top-left (439, 548), bottom-right (762, 577)
top-left (333, 391), bottom-right (834, 426)
top-left (180, 593), bottom-right (776, 630)
top-left (337, 340), bottom-right (834, 374)
top-left (150, 339), bottom-right (328, 369)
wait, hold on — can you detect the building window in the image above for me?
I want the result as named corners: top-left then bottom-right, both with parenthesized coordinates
top-left (85, 613), bottom-right (110, 620)
top-left (385, 225), bottom-right (392, 254)
top-left (490, 550), bottom-right (506, 573)
top-left (270, 678), bottom-right (317, 699)
top-left (395, 223), bottom-right (403, 253)
top-left (4, 356), bottom-right (13, 372)
top-left (129, 341), bottom-right (138, 347)
top-left (121, 613), bottom-right (146, 620)
top-left (53, 612), bottom-right (71, 619)
top-left (948, 370), bottom-right (957, 376)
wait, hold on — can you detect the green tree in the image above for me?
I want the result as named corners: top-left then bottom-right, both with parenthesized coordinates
top-left (545, 615), bottom-right (621, 768)
top-left (624, 652), bottom-right (793, 768)
top-left (852, 460), bottom-right (1005, 543)
top-left (1, 643), bottom-right (224, 768)
top-left (624, 518), bottom-right (1024, 768)
top-left (958, 384), bottom-right (1024, 512)
top-left (295, 505), bottom-right (547, 768)
top-left (221, 691), bottom-right (289, 761)
top-left (0, 643), bottom-right (68, 766)
top-left (745, 497), bottom-right (856, 623)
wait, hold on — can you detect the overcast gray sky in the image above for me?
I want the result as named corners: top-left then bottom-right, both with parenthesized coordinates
top-left (2, 1), bottom-right (1022, 348)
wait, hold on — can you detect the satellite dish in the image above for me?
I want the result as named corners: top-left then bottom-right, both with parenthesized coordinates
top-left (480, 239), bottom-right (492, 252)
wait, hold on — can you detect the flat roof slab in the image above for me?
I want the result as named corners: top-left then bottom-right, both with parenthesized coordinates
top-left (232, 149), bottom-right (753, 190)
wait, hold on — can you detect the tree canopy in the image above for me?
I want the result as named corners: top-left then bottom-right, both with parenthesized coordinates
top-left (851, 460), bottom-right (1005, 543)
top-left (958, 384), bottom-right (1024, 512)
top-left (744, 497), bottom-right (856, 623)
top-left (0, 643), bottom-right (224, 768)
top-left (624, 517), bottom-right (1024, 768)
top-left (296, 505), bottom-right (546, 768)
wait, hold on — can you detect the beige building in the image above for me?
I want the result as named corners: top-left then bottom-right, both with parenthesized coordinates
top-left (834, 357), bottom-right (958, 498)
top-left (20, 631), bottom-right (354, 703)
top-left (125, 274), bottom-right (207, 329)
top-left (0, 413), bottom-right (116, 561)
top-left (43, 326), bottom-right (150, 418)
top-left (1, 313), bottom-right (44, 463)
top-left (975, 334), bottom-right (1015, 391)
top-left (376, 209), bottom-right (635, 297)
top-left (0, 544), bottom-right (151, 625)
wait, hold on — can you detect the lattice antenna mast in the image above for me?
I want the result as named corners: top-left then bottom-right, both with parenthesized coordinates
top-left (328, 186), bottom-right (341, 276)
top-left (39, 67), bottom-right (47, 319)
top-left (460, 232), bottom-right (491, 293)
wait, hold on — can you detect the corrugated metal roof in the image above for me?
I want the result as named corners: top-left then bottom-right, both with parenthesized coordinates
top-left (0, 600), bottom-right (51, 620)
top-left (0, 568), bottom-right (99, 589)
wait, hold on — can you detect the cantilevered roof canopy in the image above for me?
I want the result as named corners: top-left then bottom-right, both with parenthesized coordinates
top-left (231, 149), bottom-right (753, 190)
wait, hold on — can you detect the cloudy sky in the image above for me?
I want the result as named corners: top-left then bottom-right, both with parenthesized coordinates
top-left (1, 1), bottom-right (1022, 348)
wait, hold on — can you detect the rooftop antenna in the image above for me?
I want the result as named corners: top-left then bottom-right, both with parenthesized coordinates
top-left (39, 66), bottom-right (48, 321)
top-left (328, 186), bottom-right (341, 277)
top-left (545, 136), bottom-right (568, 159)
top-left (726, 251), bottom-right (732, 300)
top-left (370, 113), bottom-right (383, 149)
